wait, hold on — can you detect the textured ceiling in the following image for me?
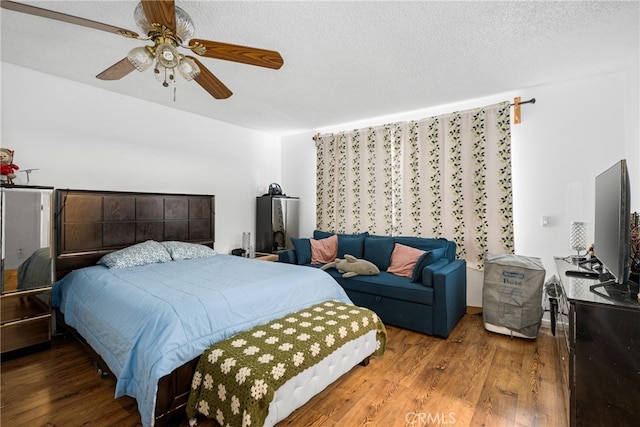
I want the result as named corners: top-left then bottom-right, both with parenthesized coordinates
top-left (2, 1), bottom-right (639, 136)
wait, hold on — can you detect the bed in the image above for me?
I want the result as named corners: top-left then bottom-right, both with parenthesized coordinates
top-left (52, 189), bottom-right (384, 427)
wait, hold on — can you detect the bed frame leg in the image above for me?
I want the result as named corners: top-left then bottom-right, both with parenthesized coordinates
top-left (360, 356), bottom-right (370, 367)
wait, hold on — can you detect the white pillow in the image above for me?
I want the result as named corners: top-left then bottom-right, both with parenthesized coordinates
top-left (161, 241), bottom-right (217, 260)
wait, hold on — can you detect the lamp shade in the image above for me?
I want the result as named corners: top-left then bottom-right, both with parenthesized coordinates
top-left (127, 46), bottom-right (154, 72)
top-left (156, 43), bottom-right (180, 68)
top-left (133, 3), bottom-right (154, 35)
top-left (174, 5), bottom-right (196, 42)
top-left (570, 221), bottom-right (587, 253)
top-left (134, 2), bottom-right (195, 42)
top-left (177, 57), bottom-right (200, 80)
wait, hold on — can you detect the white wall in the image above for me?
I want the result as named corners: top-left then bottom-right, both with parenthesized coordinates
top-left (1, 63), bottom-right (282, 254)
top-left (3, 61), bottom-right (637, 307)
top-left (281, 68), bottom-right (639, 307)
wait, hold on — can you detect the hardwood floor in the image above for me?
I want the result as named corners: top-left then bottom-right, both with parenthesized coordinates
top-left (1, 312), bottom-right (568, 427)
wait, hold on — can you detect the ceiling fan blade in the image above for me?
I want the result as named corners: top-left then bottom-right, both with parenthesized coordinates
top-left (189, 39), bottom-right (284, 70)
top-left (187, 56), bottom-right (233, 100)
top-left (141, 0), bottom-right (176, 33)
top-left (96, 58), bottom-right (136, 81)
top-left (0, 0), bottom-right (140, 38)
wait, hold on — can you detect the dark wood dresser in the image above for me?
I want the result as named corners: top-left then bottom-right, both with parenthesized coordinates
top-left (554, 258), bottom-right (640, 427)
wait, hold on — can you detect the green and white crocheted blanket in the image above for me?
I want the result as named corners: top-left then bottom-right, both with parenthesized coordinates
top-left (186, 300), bottom-right (387, 427)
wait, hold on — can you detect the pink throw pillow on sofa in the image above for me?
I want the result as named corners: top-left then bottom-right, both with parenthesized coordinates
top-left (387, 243), bottom-right (426, 278)
top-left (310, 234), bottom-right (338, 264)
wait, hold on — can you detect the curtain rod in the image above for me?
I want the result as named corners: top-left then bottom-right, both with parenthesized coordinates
top-left (512, 97), bottom-right (535, 124)
top-left (313, 97), bottom-right (537, 139)
top-left (510, 97), bottom-right (535, 106)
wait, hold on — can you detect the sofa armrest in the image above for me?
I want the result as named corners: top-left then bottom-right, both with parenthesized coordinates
top-left (278, 249), bottom-right (297, 264)
top-left (421, 258), bottom-right (450, 287)
top-left (431, 259), bottom-right (467, 338)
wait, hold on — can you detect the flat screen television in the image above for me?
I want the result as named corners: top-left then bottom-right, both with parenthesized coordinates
top-left (593, 159), bottom-right (633, 291)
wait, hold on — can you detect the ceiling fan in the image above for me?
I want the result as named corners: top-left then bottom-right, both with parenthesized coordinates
top-left (1, 0), bottom-right (284, 99)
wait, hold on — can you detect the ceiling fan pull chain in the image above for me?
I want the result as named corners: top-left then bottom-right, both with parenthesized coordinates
top-left (174, 86), bottom-right (176, 103)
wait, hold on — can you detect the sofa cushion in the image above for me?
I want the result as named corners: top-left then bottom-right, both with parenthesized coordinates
top-left (313, 230), bottom-right (333, 240)
top-left (412, 248), bottom-right (447, 282)
top-left (411, 251), bottom-right (431, 282)
top-left (313, 230), bottom-right (368, 258)
top-left (387, 243), bottom-right (426, 279)
top-left (363, 236), bottom-right (395, 271)
top-left (290, 238), bottom-right (312, 265)
top-left (337, 235), bottom-right (366, 258)
top-left (310, 235), bottom-right (338, 264)
top-left (328, 270), bottom-right (434, 305)
top-left (394, 236), bottom-right (454, 262)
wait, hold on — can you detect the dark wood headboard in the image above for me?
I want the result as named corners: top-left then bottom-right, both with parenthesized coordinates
top-left (55, 189), bottom-right (215, 280)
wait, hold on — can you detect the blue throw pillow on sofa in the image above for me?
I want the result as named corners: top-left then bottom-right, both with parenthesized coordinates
top-left (411, 251), bottom-right (431, 282)
top-left (395, 236), bottom-right (453, 261)
top-left (290, 238), bottom-right (312, 265)
top-left (313, 230), bottom-right (368, 258)
top-left (411, 248), bottom-right (447, 282)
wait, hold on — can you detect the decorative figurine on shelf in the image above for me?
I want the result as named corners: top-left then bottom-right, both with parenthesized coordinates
top-left (0, 148), bottom-right (19, 184)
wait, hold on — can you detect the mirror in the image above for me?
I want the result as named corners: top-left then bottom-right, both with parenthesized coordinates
top-left (1, 186), bottom-right (53, 294)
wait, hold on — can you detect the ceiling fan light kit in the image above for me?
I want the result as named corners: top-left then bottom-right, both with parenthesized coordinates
top-left (133, 2), bottom-right (194, 42)
top-left (156, 43), bottom-right (180, 68)
top-left (177, 57), bottom-right (200, 81)
top-left (1, 0), bottom-right (284, 100)
top-left (126, 46), bottom-right (154, 72)
top-left (130, 3), bottom-right (199, 88)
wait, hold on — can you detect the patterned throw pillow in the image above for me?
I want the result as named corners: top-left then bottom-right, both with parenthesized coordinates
top-left (161, 241), bottom-right (217, 260)
top-left (98, 240), bottom-right (172, 269)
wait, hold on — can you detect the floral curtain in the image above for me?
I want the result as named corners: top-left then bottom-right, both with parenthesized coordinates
top-left (315, 101), bottom-right (513, 270)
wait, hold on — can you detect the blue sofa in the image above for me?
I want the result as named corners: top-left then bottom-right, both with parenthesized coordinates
top-left (278, 231), bottom-right (467, 338)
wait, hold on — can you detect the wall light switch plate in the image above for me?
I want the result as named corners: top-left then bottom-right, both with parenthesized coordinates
top-left (541, 216), bottom-right (551, 227)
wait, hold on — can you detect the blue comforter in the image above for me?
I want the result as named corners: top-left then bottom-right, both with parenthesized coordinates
top-left (52, 254), bottom-right (351, 427)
